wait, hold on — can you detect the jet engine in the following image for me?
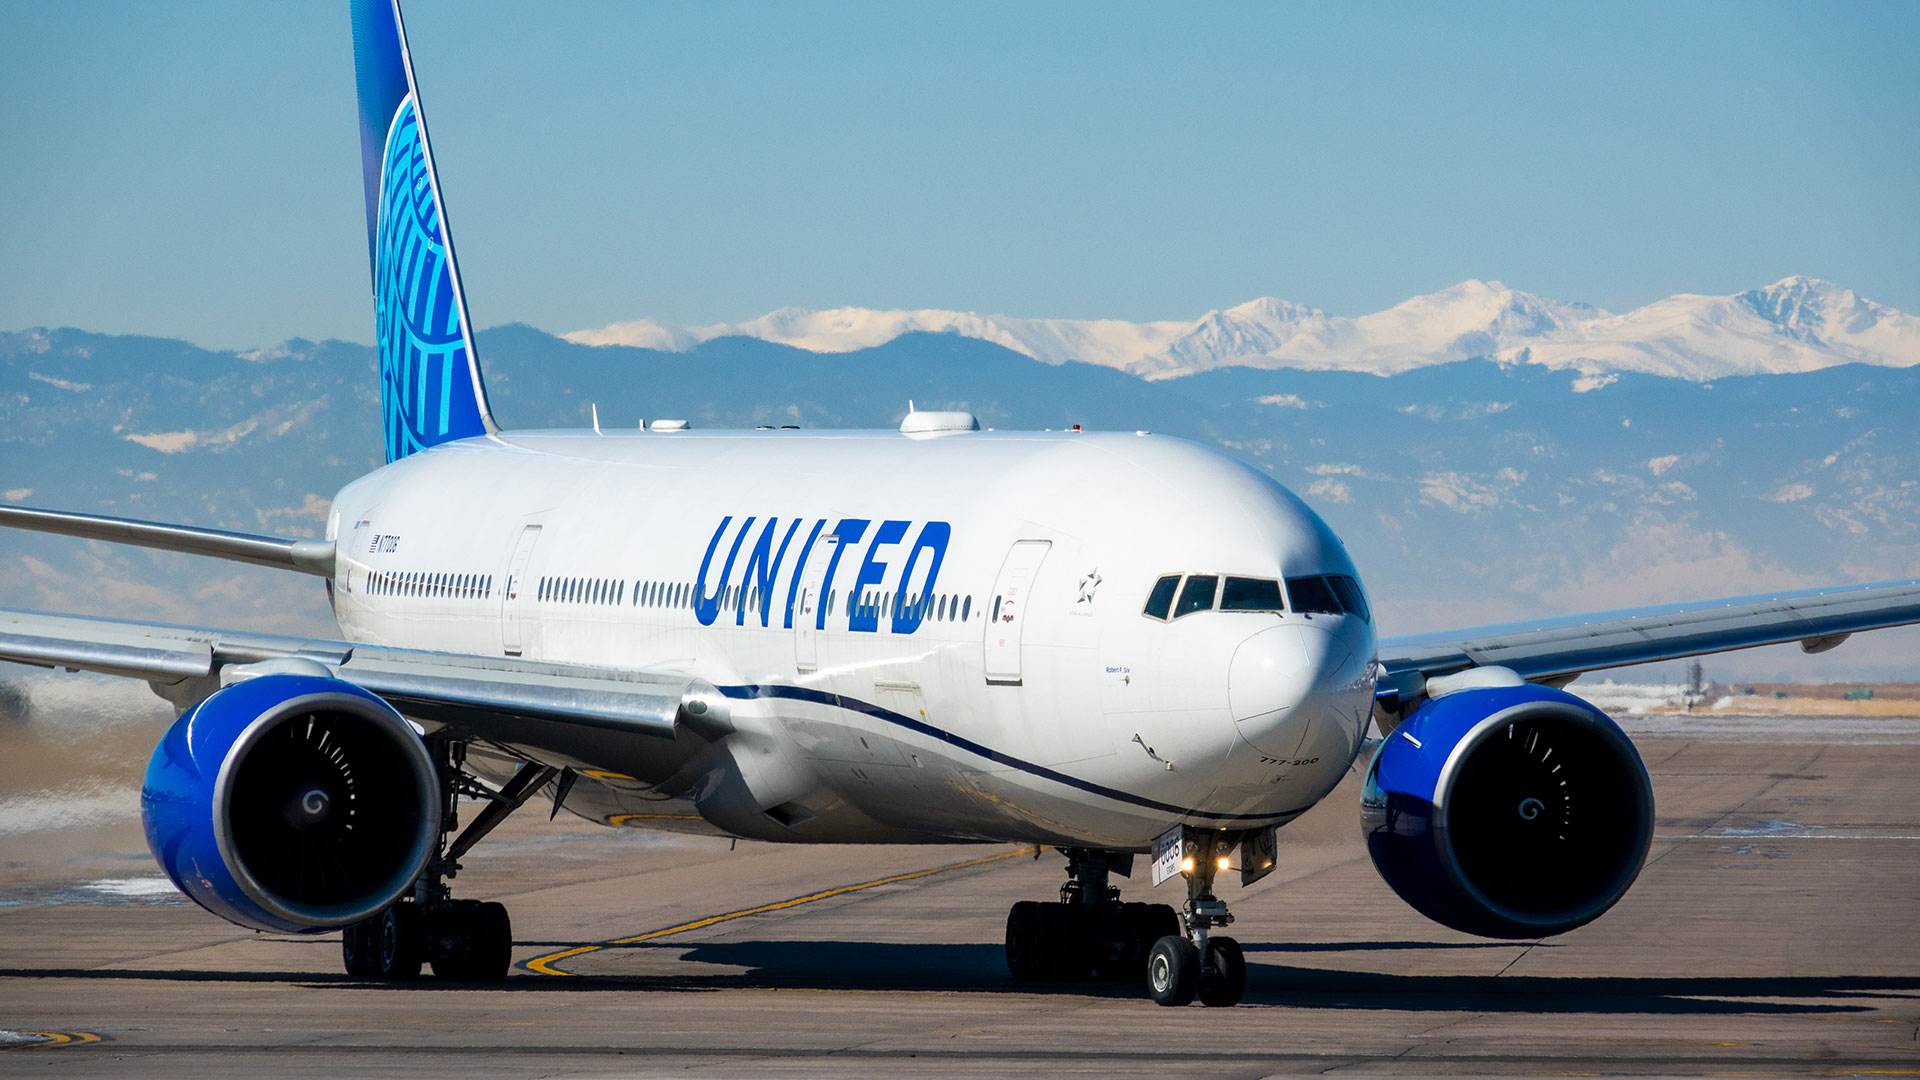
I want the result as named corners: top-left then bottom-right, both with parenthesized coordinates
top-left (141, 673), bottom-right (439, 934)
top-left (1361, 680), bottom-right (1653, 938)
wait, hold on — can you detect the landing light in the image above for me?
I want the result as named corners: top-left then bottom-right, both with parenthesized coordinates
top-left (1217, 856), bottom-right (1231, 871)
top-left (1180, 856), bottom-right (1194, 873)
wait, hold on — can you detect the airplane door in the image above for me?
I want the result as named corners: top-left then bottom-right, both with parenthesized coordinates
top-left (984, 540), bottom-right (1051, 685)
top-left (499, 524), bottom-right (542, 656)
top-left (792, 534), bottom-right (839, 673)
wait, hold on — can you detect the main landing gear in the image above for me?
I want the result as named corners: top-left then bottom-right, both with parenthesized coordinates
top-left (1004, 830), bottom-right (1252, 1007)
top-left (1005, 849), bottom-right (1177, 983)
top-left (342, 741), bottom-right (556, 981)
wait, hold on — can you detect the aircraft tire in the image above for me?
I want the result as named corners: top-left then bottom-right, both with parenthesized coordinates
top-left (1045, 902), bottom-right (1093, 980)
top-left (378, 902), bottom-right (426, 980)
top-left (341, 917), bottom-right (381, 977)
top-left (464, 901), bottom-right (513, 980)
top-left (1147, 935), bottom-right (1199, 1006)
top-left (1197, 936), bottom-right (1245, 1007)
top-left (1005, 901), bottom-right (1045, 979)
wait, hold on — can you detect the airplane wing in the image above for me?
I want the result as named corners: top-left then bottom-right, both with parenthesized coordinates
top-left (1376, 578), bottom-right (1920, 699)
top-left (0, 504), bottom-right (335, 575)
top-left (0, 607), bottom-right (729, 784)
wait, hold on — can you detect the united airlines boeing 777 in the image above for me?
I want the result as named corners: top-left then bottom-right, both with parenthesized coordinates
top-left (4, 1), bottom-right (1918, 1007)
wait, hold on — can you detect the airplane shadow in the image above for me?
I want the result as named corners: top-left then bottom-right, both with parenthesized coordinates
top-left (4, 938), bottom-right (1914, 1015)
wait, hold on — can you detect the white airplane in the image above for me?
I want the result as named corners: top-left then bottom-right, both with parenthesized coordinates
top-left (4, 0), bottom-right (1918, 1008)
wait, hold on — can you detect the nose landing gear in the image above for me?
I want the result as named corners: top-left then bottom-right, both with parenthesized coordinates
top-left (1145, 830), bottom-right (1245, 1007)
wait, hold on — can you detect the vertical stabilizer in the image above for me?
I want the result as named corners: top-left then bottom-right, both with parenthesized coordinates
top-left (350, 0), bottom-right (497, 463)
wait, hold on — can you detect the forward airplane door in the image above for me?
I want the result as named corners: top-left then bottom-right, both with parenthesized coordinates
top-left (793, 534), bottom-right (839, 673)
top-left (499, 524), bottom-right (542, 656)
top-left (984, 540), bottom-right (1050, 685)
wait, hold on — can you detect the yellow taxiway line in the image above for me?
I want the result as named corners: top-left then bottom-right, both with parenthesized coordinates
top-left (6, 1031), bottom-right (102, 1050)
top-left (524, 846), bottom-right (1033, 976)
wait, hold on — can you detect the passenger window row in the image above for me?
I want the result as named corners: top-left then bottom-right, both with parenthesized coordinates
top-left (538, 575), bottom-right (626, 606)
top-left (540, 575), bottom-right (978, 629)
top-left (1141, 571), bottom-right (1369, 622)
top-left (368, 570), bottom-right (493, 600)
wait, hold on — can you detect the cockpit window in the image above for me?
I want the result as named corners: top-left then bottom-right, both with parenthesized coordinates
top-left (1142, 574), bottom-right (1180, 620)
top-left (1220, 577), bottom-right (1285, 612)
top-left (1173, 575), bottom-right (1218, 618)
top-left (1327, 574), bottom-right (1371, 622)
top-left (1285, 575), bottom-right (1343, 616)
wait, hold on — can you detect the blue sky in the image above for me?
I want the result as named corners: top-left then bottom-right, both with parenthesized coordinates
top-left (2, 1), bottom-right (1915, 350)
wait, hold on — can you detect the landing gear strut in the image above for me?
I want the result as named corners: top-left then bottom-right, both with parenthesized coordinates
top-left (1004, 848), bottom-right (1178, 983)
top-left (1145, 829), bottom-right (1246, 1007)
top-left (342, 740), bottom-right (540, 981)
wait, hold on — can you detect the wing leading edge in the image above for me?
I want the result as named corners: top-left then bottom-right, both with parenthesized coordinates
top-left (1377, 579), bottom-right (1920, 697)
top-left (0, 607), bottom-right (729, 785)
top-left (0, 504), bottom-right (335, 576)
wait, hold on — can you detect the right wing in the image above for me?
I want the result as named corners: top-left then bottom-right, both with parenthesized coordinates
top-left (0, 504), bottom-right (334, 575)
top-left (0, 607), bottom-right (730, 786)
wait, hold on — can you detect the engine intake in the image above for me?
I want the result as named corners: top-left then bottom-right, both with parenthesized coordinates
top-left (1361, 682), bottom-right (1653, 938)
top-left (142, 673), bottom-right (438, 934)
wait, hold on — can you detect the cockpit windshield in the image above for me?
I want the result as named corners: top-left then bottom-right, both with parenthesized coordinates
top-left (1142, 571), bottom-right (1370, 622)
top-left (1220, 577), bottom-right (1284, 611)
top-left (1286, 575), bottom-right (1342, 615)
top-left (1174, 575), bottom-right (1218, 617)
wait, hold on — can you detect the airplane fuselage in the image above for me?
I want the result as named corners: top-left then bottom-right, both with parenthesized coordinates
top-left (325, 426), bottom-right (1379, 851)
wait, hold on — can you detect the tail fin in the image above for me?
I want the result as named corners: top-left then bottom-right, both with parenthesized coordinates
top-left (350, 0), bottom-right (496, 463)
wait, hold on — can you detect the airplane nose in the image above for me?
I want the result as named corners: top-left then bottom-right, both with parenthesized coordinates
top-left (1228, 624), bottom-right (1353, 758)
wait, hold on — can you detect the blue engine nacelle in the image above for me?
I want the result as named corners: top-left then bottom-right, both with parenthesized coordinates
top-left (141, 673), bottom-right (439, 934)
top-left (1362, 682), bottom-right (1654, 938)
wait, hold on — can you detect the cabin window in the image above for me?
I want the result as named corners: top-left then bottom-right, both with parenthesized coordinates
top-left (962, 596), bottom-right (971, 622)
top-left (1220, 577), bottom-right (1285, 612)
top-left (1142, 574), bottom-right (1180, 620)
top-left (1285, 575), bottom-right (1343, 616)
top-left (1174, 575), bottom-right (1218, 618)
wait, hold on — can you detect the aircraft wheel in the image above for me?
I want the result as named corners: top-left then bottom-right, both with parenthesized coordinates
top-left (341, 916), bottom-right (381, 977)
top-left (1197, 935), bottom-right (1245, 1007)
top-left (463, 901), bottom-right (513, 981)
top-left (1005, 901), bottom-right (1045, 979)
top-left (378, 902), bottom-right (426, 980)
top-left (1146, 935), bottom-right (1199, 1006)
top-left (1046, 902), bottom-right (1093, 980)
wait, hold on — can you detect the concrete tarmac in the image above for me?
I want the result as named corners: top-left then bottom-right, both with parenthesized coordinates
top-left (2, 715), bottom-right (1918, 1077)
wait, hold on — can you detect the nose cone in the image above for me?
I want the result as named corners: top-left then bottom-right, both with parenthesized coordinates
top-left (1229, 624), bottom-right (1353, 758)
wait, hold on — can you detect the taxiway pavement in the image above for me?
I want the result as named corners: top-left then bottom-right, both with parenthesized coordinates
top-left (3, 715), bottom-right (1917, 1077)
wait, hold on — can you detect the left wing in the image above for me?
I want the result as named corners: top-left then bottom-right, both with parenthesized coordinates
top-left (0, 608), bottom-right (729, 782)
top-left (1377, 578), bottom-right (1920, 703)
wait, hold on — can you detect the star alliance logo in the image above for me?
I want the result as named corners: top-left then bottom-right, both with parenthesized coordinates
top-left (1077, 568), bottom-right (1102, 604)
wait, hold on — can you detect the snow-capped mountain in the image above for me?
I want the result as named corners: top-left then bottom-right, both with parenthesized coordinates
top-left (565, 277), bottom-right (1920, 382)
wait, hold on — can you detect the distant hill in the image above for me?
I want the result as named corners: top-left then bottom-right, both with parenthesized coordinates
top-left (566, 277), bottom-right (1920, 382)
top-left (4, 322), bottom-right (1917, 680)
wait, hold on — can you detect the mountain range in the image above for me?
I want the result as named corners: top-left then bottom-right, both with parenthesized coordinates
top-left (4, 280), bottom-right (1919, 681)
top-left (565, 277), bottom-right (1920, 383)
